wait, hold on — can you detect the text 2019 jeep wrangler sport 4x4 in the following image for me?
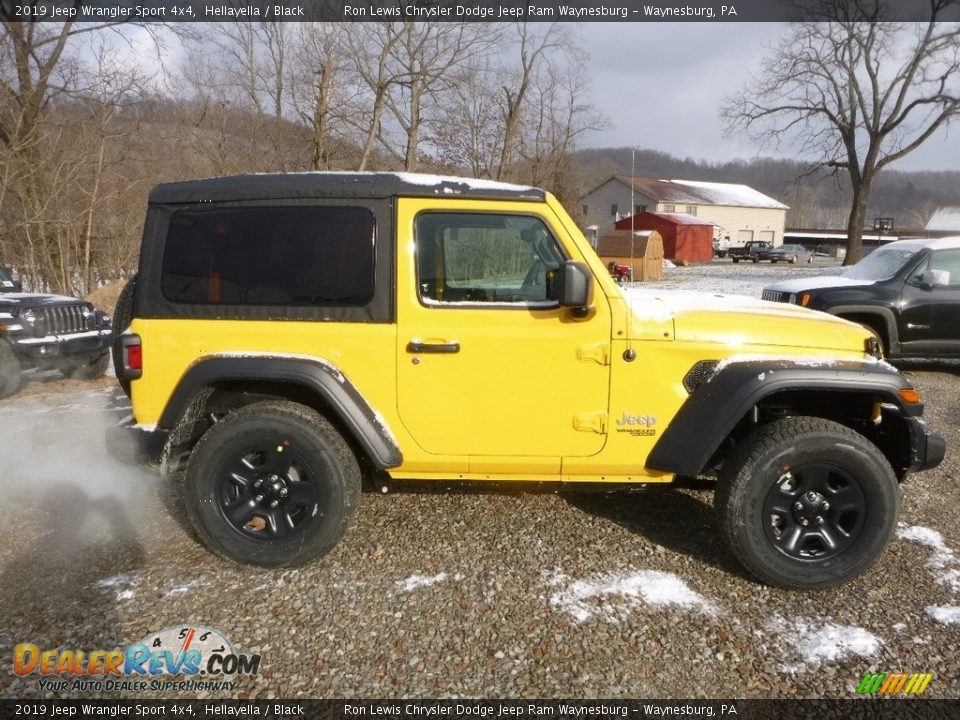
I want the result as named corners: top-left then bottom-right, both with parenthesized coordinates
top-left (108, 173), bottom-right (945, 589)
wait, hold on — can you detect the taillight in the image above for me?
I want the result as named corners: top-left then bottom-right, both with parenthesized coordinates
top-left (121, 334), bottom-right (142, 379)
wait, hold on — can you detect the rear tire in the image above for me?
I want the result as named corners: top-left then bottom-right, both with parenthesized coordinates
top-left (715, 416), bottom-right (899, 589)
top-left (111, 275), bottom-right (137, 396)
top-left (0, 342), bottom-right (23, 399)
top-left (790, 255), bottom-right (798, 264)
top-left (184, 400), bottom-right (361, 567)
top-left (732, 258), bottom-right (740, 264)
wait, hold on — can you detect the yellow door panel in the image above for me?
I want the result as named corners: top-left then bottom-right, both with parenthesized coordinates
top-left (395, 198), bottom-right (613, 460)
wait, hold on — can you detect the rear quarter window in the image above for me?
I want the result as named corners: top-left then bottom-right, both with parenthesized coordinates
top-left (160, 206), bottom-right (375, 306)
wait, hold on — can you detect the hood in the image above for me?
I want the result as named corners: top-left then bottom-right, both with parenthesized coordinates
top-left (0, 292), bottom-right (87, 310)
top-left (625, 289), bottom-right (869, 353)
top-left (764, 275), bottom-right (875, 293)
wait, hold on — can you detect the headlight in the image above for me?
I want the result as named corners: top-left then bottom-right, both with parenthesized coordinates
top-left (20, 309), bottom-right (36, 327)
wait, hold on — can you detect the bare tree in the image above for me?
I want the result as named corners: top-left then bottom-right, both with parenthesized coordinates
top-left (383, 22), bottom-right (496, 171)
top-left (290, 23), bottom-right (350, 170)
top-left (341, 22), bottom-right (405, 171)
top-left (723, 0), bottom-right (960, 263)
top-left (495, 23), bottom-right (568, 181)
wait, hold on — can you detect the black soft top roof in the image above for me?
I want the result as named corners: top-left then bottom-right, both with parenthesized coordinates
top-left (149, 172), bottom-right (546, 204)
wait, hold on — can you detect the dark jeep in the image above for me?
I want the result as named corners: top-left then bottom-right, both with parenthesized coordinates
top-left (0, 267), bottom-right (112, 398)
top-left (761, 237), bottom-right (960, 358)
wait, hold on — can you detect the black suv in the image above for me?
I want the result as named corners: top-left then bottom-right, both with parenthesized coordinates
top-left (0, 266), bottom-right (112, 397)
top-left (762, 237), bottom-right (960, 358)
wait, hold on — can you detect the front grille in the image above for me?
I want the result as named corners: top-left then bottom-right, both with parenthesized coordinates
top-left (761, 289), bottom-right (789, 303)
top-left (34, 304), bottom-right (93, 335)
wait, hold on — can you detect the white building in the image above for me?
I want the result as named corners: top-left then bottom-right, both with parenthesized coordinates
top-left (578, 176), bottom-right (789, 246)
top-left (925, 206), bottom-right (960, 233)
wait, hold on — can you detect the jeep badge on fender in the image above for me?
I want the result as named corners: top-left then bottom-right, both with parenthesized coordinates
top-left (106, 172), bottom-right (946, 590)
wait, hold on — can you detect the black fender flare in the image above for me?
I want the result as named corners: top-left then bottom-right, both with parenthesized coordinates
top-left (646, 359), bottom-right (918, 477)
top-left (827, 305), bottom-right (901, 355)
top-left (158, 355), bottom-right (402, 469)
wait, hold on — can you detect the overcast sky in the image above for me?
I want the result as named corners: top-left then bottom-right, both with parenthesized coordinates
top-left (122, 22), bottom-right (959, 174)
top-left (578, 23), bottom-right (960, 173)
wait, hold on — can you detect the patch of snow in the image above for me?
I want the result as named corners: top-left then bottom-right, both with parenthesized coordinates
top-left (925, 606), bottom-right (960, 625)
top-left (544, 569), bottom-right (717, 623)
top-left (394, 573), bottom-right (452, 593)
top-left (897, 523), bottom-right (960, 593)
top-left (96, 572), bottom-right (139, 602)
top-left (662, 259), bottom-right (676, 269)
top-left (391, 172), bottom-right (536, 194)
top-left (670, 179), bottom-right (788, 209)
top-left (96, 572), bottom-right (137, 589)
top-left (892, 622), bottom-right (907, 633)
top-left (162, 580), bottom-right (201, 597)
top-left (765, 276), bottom-right (875, 293)
top-left (208, 351), bottom-right (346, 384)
top-left (767, 615), bottom-right (882, 672)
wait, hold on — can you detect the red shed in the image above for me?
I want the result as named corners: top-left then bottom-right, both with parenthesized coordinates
top-left (615, 212), bottom-right (714, 262)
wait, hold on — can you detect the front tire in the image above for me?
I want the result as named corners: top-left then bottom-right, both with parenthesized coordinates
top-left (0, 342), bottom-right (23, 398)
top-left (715, 417), bottom-right (899, 589)
top-left (184, 400), bottom-right (361, 567)
top-left (790, 255), bottom-right (798, 264)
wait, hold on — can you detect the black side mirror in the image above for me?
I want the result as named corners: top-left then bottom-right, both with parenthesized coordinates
top-left (558, 260), bottom-right (593, 313)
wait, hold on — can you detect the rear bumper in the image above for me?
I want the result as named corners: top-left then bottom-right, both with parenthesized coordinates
top-left (106, 417), bottom-right (169, 466)
top-left (907, 416), bottom-right (946, 472)
top-left (15, 329), bottom-right (111, 362)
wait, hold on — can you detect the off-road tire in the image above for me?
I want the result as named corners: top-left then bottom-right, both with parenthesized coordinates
top-left (112, 274), bottom-right (137, 396)
top-left (0, 341), bottom-right (23, 398)
top-left (184, 400), bottom-right (361, 567)
top-left (752, 257), bottom-right (759, 263)
top-left (60, 352), bottom-right (109, 380)
top-left (715, 416), bottom-right (899, 589)
top-left (790, 255), bottom-right (798, 264)
top-left (732, 257), bottom-right (740, 264)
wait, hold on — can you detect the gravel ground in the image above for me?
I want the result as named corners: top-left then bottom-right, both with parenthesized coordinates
top-left (2, 261), bottom-right (959, 700)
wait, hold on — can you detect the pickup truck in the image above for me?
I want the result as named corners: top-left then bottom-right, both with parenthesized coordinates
top-left (729, 240), bottom-right (774, 263)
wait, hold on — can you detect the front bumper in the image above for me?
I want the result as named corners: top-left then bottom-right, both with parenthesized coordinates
top-left (15, 328), bottom-right (111, 362)
top-left (106, 416), bottom-right (169, 466)
top-left (906, 416), bottom-right (946, 472)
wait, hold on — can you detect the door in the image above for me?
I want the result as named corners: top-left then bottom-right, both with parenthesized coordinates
top-left (395, 199), bottom-right (613, 467)
top-left (900, 248), bottom-right (960, 354)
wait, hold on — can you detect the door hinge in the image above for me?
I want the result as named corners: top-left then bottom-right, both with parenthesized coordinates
top-left (577, 343), bottom-right (610, 365)
top-left (574, 412), bottom-right (607, 434)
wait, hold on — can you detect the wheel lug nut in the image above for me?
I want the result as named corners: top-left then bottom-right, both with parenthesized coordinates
top-left (800, 518), bottom-right (809, 526)
top-left (280, 488), bottom-right (288, 497)
top-left (270, 500), bottom-right (279, 508)
top-left (816, 516), bottom-right (825, 524)
top-left (254, 480), bottom-right (261, 487)
top-left (822, 502), bottom-right (830, 511)
top-left (794, 502), bottom-right (803, 510)
top-left (255, 494), bottom-right (263, 503)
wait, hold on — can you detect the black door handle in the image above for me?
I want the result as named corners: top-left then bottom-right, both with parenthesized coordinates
top-left (407, 340), bottom-right (460, 354)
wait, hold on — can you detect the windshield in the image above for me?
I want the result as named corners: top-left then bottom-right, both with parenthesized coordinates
top-left (845, 246), bottom-right (921, 281)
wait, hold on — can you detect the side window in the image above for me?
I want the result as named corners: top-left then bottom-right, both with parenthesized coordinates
top-left (911, 249), bottom-right (960, 287)
top-left (415, 213), bottom-right (565, 306)
top-left (161, 206), bottom-right (375, 306)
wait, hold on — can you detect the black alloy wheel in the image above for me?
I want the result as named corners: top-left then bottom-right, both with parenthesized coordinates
top-left (184, 400), bottom-right (361, 567)
top-left (761, 463), bottom-right (866, 561)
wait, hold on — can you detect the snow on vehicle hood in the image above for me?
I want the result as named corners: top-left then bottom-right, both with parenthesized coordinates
top-left (0, 292), bottom-right (87, 309)
top-left (624, 288), bottom-right (869, 353)
top-left (764, 275), bottom-right (876, 293)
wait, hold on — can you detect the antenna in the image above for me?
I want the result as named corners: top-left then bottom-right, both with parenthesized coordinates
top-left (624, 149), bottom-right (636, 362)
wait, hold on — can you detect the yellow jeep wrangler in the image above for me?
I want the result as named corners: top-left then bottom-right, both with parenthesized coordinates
top-left (108, 172), bottom-right (945, 589)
